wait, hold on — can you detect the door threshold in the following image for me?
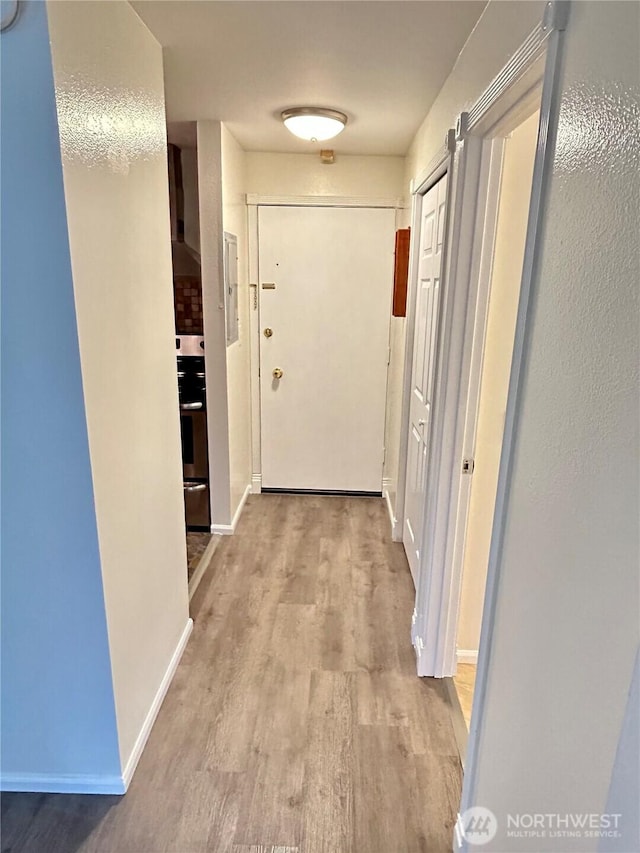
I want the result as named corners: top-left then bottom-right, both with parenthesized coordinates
top-left (261, 488), bottom-right (383, 498)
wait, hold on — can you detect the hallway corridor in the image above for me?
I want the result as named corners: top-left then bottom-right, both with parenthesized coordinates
top-left (2, 495), bottom-right (462, 853)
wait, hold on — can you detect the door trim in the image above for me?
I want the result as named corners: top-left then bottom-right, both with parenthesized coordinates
top-left (460, 5), bottom-right (569, 826)
top-left (247, 196), bottom-right (403, 490)
top-left (410, 133), bottom-right (489, 678)
top-left (415, 136), bottom-right (506, 678)
top-left (400, 4), bottom-right (569, 679)
top-left (248, 204), bottom-right (261, 490)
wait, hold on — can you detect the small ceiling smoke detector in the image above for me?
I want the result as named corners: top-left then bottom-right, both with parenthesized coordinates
top-left (281, 107), bottom-right (347, 142)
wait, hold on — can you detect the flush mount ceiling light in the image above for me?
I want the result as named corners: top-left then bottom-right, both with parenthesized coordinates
top-left (281, 107), bottom-right (347, 142)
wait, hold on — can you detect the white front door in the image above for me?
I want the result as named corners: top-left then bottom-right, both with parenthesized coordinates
top-left (403, 175), bottom-right (448, 583)
top-left (258, 205), bottom-right (395, 492)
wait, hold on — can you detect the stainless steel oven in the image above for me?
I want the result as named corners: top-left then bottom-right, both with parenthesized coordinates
top-left (177, 335), bottom-right (210, 530)
top-left (181, 406), bottom-right (208, 480)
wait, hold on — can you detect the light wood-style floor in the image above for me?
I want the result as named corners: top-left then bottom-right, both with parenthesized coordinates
top-left (2, 495), bottom-right (462, 853)
top-left (453, 664), bottom-right (477, 730)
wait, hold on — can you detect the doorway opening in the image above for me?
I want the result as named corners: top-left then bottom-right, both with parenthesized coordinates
top-left (166, 122), bottom-right (218, 597)
top-left (249, 200), bottom-right (401, 495)
top-left (453, 108), bottom-right (541, 728)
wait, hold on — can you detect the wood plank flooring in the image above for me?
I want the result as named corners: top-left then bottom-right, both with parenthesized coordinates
top-left (453, 663), bottom-right (477, 730)
top-left (1, 495), bottom-right (462, 853)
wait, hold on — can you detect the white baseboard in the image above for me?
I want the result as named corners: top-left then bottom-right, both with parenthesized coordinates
top-left (0, 772), bottom-right (126, 795)
top-left (251, 473), bottom-right (262, 493)
top-left (413, 633), bottom-right (430, 677)
top-left (121, 618), bottom-right (193, 790)
top-left (211, 483), bottom-right (251, 536)
top-left (456, 649), bottom-right (479, 665)
top-left (382, 479), bottom-right (401, 540)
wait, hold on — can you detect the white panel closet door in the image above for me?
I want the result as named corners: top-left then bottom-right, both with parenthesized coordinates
top-left (403, 175), bottom-right (448, 583)
top-left (258, 205), bottom-right (395, 492)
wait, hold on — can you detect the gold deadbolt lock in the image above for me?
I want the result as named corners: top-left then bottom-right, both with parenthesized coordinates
top-left (263, 327), bottom-right (273, 338)
top-left (272, 367), bottom-right (284, 380)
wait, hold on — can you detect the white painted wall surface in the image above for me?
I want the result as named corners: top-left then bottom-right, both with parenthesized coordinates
top-left (464, 3), bottom-right (640, 849)
top-left (222, 126), bottom-right (252, 517)
top-left (383, 316), bottom-right (406, 514)
top-left (601, 648), bottom-right (640, 852)
top-left (1, 0), bottom-right (120, 790)
top-left (47, 0), bottom-right (190, 771)
top-left (383, 201), bottom-right (411, 523)
top-left (246, 152), bottom-right (404, 199)
top-left (404, 1), bottom-right (546, 189)
top-left (198, 121), bottom-right (233, 528)
top-left (457, 110), bottom-right (539, 654)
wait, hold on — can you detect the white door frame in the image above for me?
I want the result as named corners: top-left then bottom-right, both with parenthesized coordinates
top-left (246, 194), bottom-right (404, 493)
top-left (460, 4), bottom-right (569, 826)
top-left (397, 2), bottom-right (570, 679)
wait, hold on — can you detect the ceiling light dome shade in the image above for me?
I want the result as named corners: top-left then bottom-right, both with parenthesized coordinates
top-left (282, 108), bottom-right (347, 142)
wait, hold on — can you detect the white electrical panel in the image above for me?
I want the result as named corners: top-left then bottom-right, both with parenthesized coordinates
top-left (223, 232), bottom-right (239, 345)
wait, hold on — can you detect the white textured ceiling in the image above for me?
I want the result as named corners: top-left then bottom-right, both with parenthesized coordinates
top-left (132, 1), bottom-right (486, 156)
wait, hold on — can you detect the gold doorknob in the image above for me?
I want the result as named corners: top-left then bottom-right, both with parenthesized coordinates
top-left (264, 327), bottom-right (273, 338)
top-left (272, 367), bottom-right (283, 380)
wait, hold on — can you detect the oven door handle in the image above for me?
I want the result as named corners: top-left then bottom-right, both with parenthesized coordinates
top-left (180, 402), bottom-right (203, 410)
top-left (183, 483), bottom-right (207, 492)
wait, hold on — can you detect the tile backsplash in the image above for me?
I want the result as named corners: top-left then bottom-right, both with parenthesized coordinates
top-left (174, 275), bottom-right (203, 334)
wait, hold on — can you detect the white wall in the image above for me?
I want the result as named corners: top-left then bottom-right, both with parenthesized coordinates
top-left (196, 125), bottom-right (252, 528)
top-left (48, 0), bottom-right (190, 773)
top-left (246, 151), bottom-right (405, 500)
top-left (457, 110), bottom-right (540, 655)
top-left (404, 1), bottom-right (546, 188)
top-left (222, 126), bottom-right (252, 516)
top-left (246, 152), bottom-right (404, 199)
top-left (383, 315), bottom-right (406, 512)
top-left (464, 3), bottom-right (640, 849)
top-left (198, 121), bottom-right (234, 528)
top-left (0, 0), bottom-right (121, 790)
top-left (601, 649), bottom-right (640, 852)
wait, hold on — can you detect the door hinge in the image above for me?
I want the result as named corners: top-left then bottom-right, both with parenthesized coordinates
top-left (462, 458), bottom-right (475, 474)
top-left (445, 127), bottom-right (457, 153)
top-left (455, 112), bottom-right (469, 143)
top-left (543, 0), bottom-right (569, 33)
